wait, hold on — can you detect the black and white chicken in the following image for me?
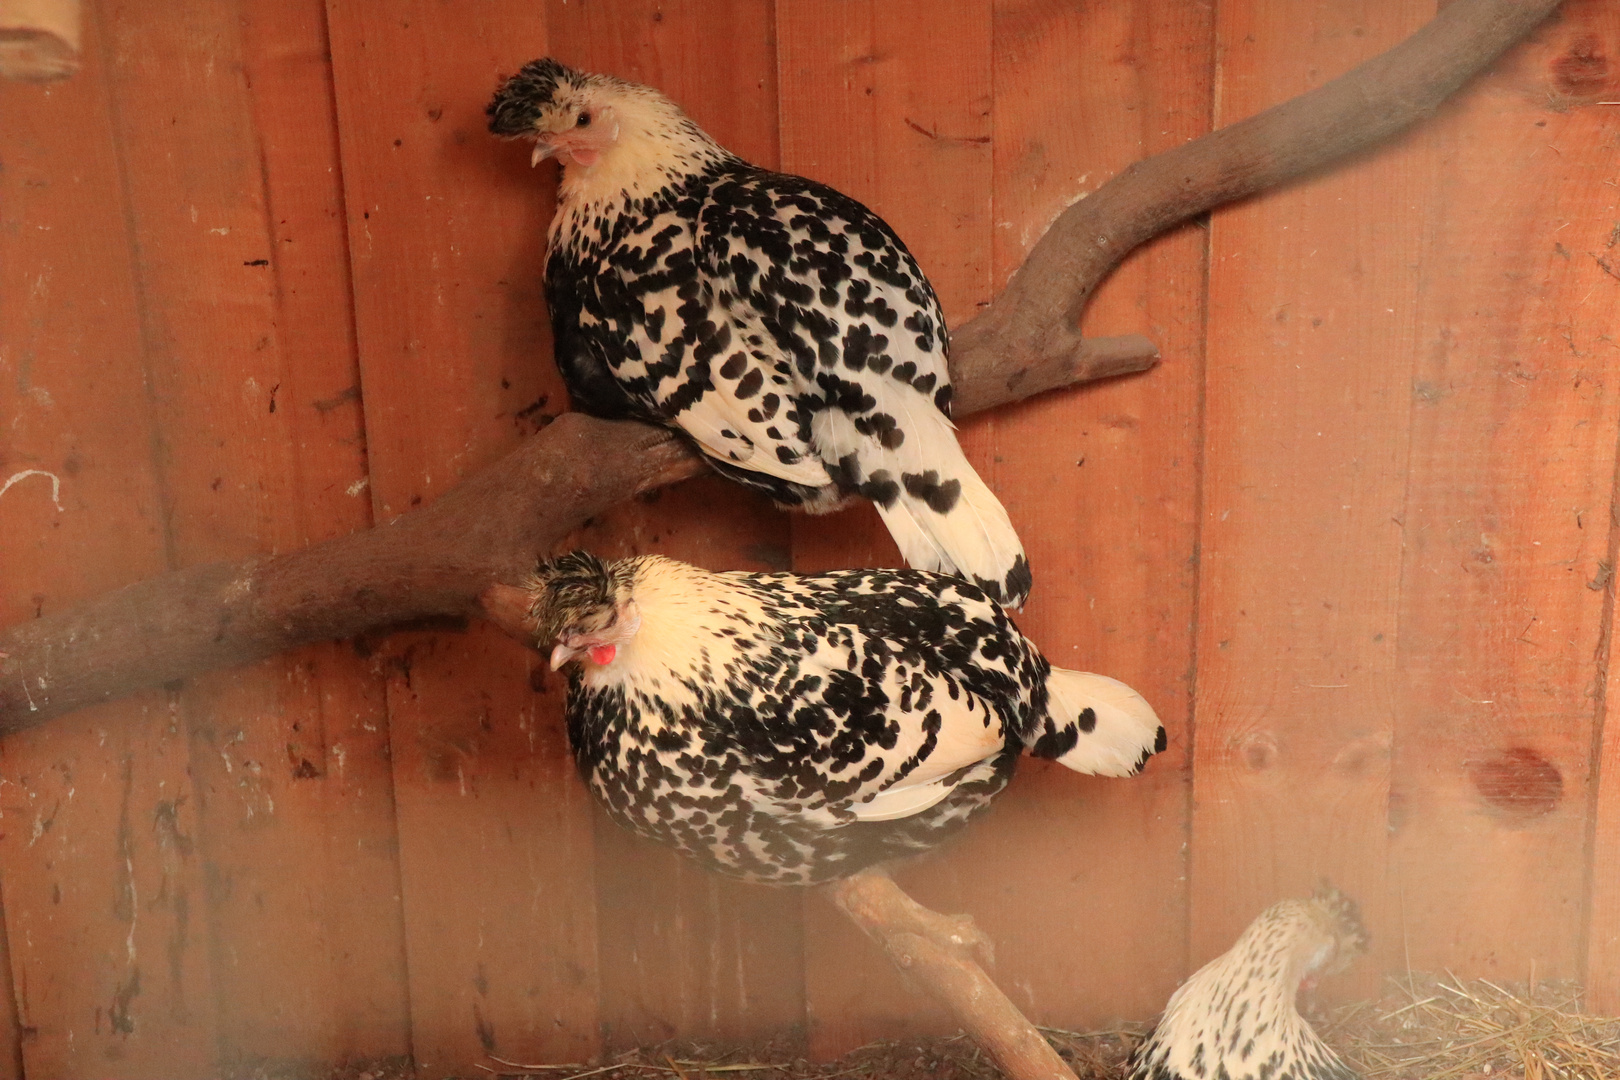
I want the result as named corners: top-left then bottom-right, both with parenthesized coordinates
top-left (526, 551), bottom-right (1163, 885)
top-left (489, 60), bottom-right (1032, 607)
top-left (1128, 886), bottom-right (1369, 1080)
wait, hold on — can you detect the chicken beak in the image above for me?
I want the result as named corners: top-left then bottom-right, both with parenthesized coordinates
top-left (530, 140), bottom-right (557, 167)
top-left (549, 641), bottom-right (581, 670)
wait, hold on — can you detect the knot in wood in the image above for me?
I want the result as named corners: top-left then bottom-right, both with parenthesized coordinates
top-left (1238, 730), bottom-right (1279, 772)
top-left (1468, 746), bottom-right (1562, 823)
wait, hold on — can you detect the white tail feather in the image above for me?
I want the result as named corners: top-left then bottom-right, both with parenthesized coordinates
top-left (872, 495), bottom-right (954, 574)
top-left (813, 392), bottom-right (1029, 605)
top-left (1042, 669), bottom-right (1163, 777)
top-left (881, 382), bottom-right (1026, 603)
top-left (916, 440), bottom-right (1026, 602)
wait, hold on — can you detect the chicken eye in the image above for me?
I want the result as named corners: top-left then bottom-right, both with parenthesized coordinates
top-left (576, 111), bottom-right (592, 128)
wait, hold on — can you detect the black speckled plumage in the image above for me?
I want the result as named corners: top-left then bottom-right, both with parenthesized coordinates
top-left (527, 552), bottom-right (1164, 885)
top-left (490, 60), bottom-right (1031, 607)
top-left (1128, 887), bottom-right (1369, 1080)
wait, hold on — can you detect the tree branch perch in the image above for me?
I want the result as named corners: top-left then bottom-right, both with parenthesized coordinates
top-left (828, 868), bottom-right (1079, 1080)
top-left (0, 0), bottom-right (1563, 749)
top-left (0, 336), bottom-right (1154, 729)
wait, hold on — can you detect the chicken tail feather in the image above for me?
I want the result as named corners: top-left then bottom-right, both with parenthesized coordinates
top-left (1032, 669), bottom-right (1164, 777)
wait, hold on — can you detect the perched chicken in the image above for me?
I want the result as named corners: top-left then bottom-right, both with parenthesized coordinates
top-left (526, 551), bottom-right (1163, 885)
top-left (489, 60), bottom-right (1032, 607)
top-left (1128, 887), bottom-right (1369, 1080)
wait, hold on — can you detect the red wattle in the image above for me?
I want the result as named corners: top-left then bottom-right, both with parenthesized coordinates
top-left (589, 644), bottom-right (617, 665)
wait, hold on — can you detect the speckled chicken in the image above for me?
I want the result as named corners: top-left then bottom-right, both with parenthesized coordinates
top-left (489, 60), bottom-right (1031, 607)
top-left (526, 551), bottom-right (1163, 885)
top-left (1129, 887), bottom-right (1369, 1080)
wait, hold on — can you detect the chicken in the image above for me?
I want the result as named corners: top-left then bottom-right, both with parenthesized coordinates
top-left (1128, 886), bottom-right (1369, 1080)
top-left (526, 551), bottom-right (1164, 885)
top-left (488, 59), bottom-right (1032, 607)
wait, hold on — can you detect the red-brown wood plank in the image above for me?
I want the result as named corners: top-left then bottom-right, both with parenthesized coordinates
top-left (1191, 0), bottom-right (1430, 998)
top-left (544, 0), bottom-right (806, 1049)
top-left (579, 483), bottom-right (802, 1048)
top-left (1597, 584), bottom-right (1620, 1011)
top-left (1389, 6), bottom-right (1620, 987)
top-left (589, 756), bottom-right (803, 1046)
top-left (235, 0), bottom-right (411, 1064)
top-left (959, 0), bottom-right (1210, 1029)
top-left (91, 0), bottom-right (408, 1069)
top-left (777, 0), bottom-right (1002, 1055)
top-left (2, 7), bottom-right (1615, 1071)
top-left (0, 8), bottom-right (218, 1076)
top-left (1585, 0), bottom-right (1620, 1011)
top-left (324, 4), bottom-right (602, 1074)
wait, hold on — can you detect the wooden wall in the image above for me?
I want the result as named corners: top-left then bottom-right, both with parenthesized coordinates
top-left (0, 1), bottom-right (1617, 1076)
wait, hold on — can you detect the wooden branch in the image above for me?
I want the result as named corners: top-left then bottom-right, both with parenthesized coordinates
top-left (952, 0), bottom-right (1565, 380)
top-left (828, 868), bottom-right (1077, 1080)
top-left (0, 0), bottom-right (1560, 732)
top-left (0, 338), bottom-right (1154, 730)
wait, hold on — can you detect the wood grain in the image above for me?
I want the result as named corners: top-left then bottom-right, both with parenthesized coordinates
top-left (97, 0), bottom-right (398, 1068)
top-left (236, 0), bottom-right (411, 1062)
top-left (324, 3), bottom-right (600, 1074)
top-left (953, 0), bottom-right (1211, 1030)
top-left (0, 2), bottom-right (1612, 1072)
top-left (779, 0), bottom-right (992, 587)
top-left (0, 6), bottom-right (218, 1076)
top-left (784, 1), bottom-right (1214, 1051)
top-left (1535, 0), bottom-right (1620, 1015)
top-left (7, 0), bottom-right (1545, 736)
top-left (1388, 2), bottom-right (1620, 985)
top-left (1191, 0), bottom-right (1428, 998)
top-left (1595, 572), bottom-right (1620, 1009)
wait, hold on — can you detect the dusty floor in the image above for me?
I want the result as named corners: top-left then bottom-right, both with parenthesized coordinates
top-left (484, 1030), bottom-right (1140, 1080)
top-left (253, 974), bottom-right (1620, 1080)
top-left (294, 1030), bottom-right (1138, 1080)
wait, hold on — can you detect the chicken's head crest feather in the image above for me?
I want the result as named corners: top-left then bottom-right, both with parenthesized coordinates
top-left (527, 550), bottom-right (630, 644)
top-left (486, 58), bottom-right (586, 137)
top-left (1309, 882), bottom-right (1371, 976)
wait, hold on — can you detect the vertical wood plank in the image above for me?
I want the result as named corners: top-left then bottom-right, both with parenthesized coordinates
top-left (963, 0), bottom-right (1210, 1030)
top-left (1390, 4), bottom-right (1620, 985)
top-left (543, 0), bottom-right (806, 1049)
top-left (580, 485), bottom-right (803, 1049)
top-left (234, 0), bottom-right (412, 1065)
top-left (1582, 7), bottom-right (1620, 1008)
top-left (324, 3), bottom-right (602, 1073)
top-left (0, 6), bottom-right (220, 1076)
top-left (1596, 593), bottom-right (1620, 1012)
top-left (777, 0), bottom-right (1002, 1055)
top-left (0, 8), bottom-right (1615, 1072)
top-left (96, 1), bottom-right (306, 1060)
top-left (88, 0), bottom-right (410, 1070)
top-left (779, 0), bottom-right (992, 586)
top-left (1191, 0), bottom-right (1427, 994)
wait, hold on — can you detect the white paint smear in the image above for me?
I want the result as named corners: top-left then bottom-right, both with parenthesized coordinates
top-left (0, 470), bottom-right (64, 512)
